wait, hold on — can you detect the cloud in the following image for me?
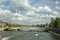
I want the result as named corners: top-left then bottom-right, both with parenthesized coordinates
top-left (7, 0), bottom-right (33, 12)
top-left (0, 4), bottom-right (5, 8)
top-left (53, 11), bottom-right (58, 15)
top-left (0, 0), bottom-right (6, 2)
top-left (55, 0), bottom-right (59, 5)
top-left (14, 13), bottom-right (22, 17)
top-left (0, 9), bottom-right (10, 14)
top-left (0, 0), bottom-right (59, 24)
top-left (44, 6), bottom-right (52, 12)
top-left (12, 15), bottom-right (28, 21)
top-left (0, 9), bottom-right (28, 21)
top-left (30, 19), bottom-right (40, 22)
top-left (12, 17), bottom-right (24, 21)
top-left (55, 6), bottom-right (60, 10)
top-left (25, 11), bottom-right (36, 16)
top-left (11, 10), bottom-right (58, 23)
top-left (36, 5), bottom-right (52, 12)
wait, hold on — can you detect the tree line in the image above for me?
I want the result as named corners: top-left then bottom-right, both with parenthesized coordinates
top-left (49, 18), bottom-right (60, 31)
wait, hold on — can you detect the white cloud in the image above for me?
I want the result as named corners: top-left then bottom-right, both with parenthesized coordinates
top-left (10, 0), bottom-right (31, 10)
top-left (55, 0), bottom-right (59, 5)
top-left (31, 19), bottom-right (40, 22)
top-left (17, 17), bottom-right (23, 20)
top-left (41, 14), bottom-right (56, 18)
top-left (44, 6), bottom-right (52, 12)
top-left (0, 9), bottom-right (10, 14)
top-left (37, 7), bottom-right (43, 12)
top-left (37, 5), bottom-right (52, 12)
top-left (12, 16), bottom-right (28, 21)
top-left (0, 0), bottom-right (6, 2)
top-left (41, 15), bottom-right (45, 17)
top-left (25, 6), bottom-right (37, 16)
top-left (53, 11), bottom-right (58, 15)
top-left (49, 15), bottom-right (56, 18)
top-left (0, 9), bottom-right (28, 21)
top-left (45, 14), bottom-right (49, 18)
top-left (14, 13), bottom-right (22, 17)
top-left (56, 6), bottom-right (60, 10)
top-left (26, 11), bottom-right (35, 15)
top-left (0, 0), bottom-right (59, 24)
top-left (12, 17), bottom-right (15, 20)
top-left (12, 13), bottom-right (29, 21)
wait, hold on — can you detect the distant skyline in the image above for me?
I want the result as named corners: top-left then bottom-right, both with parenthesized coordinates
top-left (0, 0), bottom-right (60, 25)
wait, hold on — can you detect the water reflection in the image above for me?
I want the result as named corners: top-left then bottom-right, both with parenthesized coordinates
top-left (0, 31), bottom-right (59, 40)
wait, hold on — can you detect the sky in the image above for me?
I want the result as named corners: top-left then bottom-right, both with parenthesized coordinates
top-left (0, 0), bottom-right (60, 25)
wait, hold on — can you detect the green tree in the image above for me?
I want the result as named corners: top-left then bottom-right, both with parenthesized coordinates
top-left (49, 17), bottom-right (60, 31)
top-left (49, 18), bottom-right (55, 28)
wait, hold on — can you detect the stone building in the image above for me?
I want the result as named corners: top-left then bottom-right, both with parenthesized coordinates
top-left (0, 21), bottom-right (6, 28)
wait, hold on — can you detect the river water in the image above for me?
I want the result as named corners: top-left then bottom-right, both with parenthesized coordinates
top-left (0, 31), bottom-right (59, 40)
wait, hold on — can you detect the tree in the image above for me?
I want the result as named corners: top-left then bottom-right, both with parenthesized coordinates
top-left (54, 18), bottom-right (59, 28)
top-left (49, 17), bottom-right (60, 31)
top-left (49, 18), bottom-right (55, 28)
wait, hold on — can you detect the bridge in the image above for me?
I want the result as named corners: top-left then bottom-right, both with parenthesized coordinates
top-left (8, 27), bottom-right (45, 31)
top-left (0, 27), bottom-right (46, 31)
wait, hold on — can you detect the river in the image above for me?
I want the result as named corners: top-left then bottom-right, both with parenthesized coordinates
top-left (0, 31), bottom-right (59, 40)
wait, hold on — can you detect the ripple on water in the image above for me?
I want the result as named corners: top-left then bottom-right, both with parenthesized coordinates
top-left (0, 31), bottom-right (59, 40)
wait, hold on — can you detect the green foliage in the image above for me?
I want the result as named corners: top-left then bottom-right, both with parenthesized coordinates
top-left (6, 23), bottom-right (21, 27)
top-left (32, 24), bottom-right (48, 28)
top-left (49, 17), bottom-right (60, 30)
top-left (49, 18), bottom-right (55, 28)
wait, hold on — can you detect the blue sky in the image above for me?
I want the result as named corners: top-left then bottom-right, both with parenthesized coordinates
top-left (0, 0), bottom-right (60, 25)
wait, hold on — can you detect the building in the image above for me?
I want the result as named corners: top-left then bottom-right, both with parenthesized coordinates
top-left (0, 21), bottom-right (6, 28)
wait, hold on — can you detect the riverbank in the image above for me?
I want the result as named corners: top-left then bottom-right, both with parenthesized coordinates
top-left (0, 28), bottom-right (5, 31)
top-left (49, 31), bottom-right (60, 40)
top-left (0, 27), bottom-right (20, 31)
